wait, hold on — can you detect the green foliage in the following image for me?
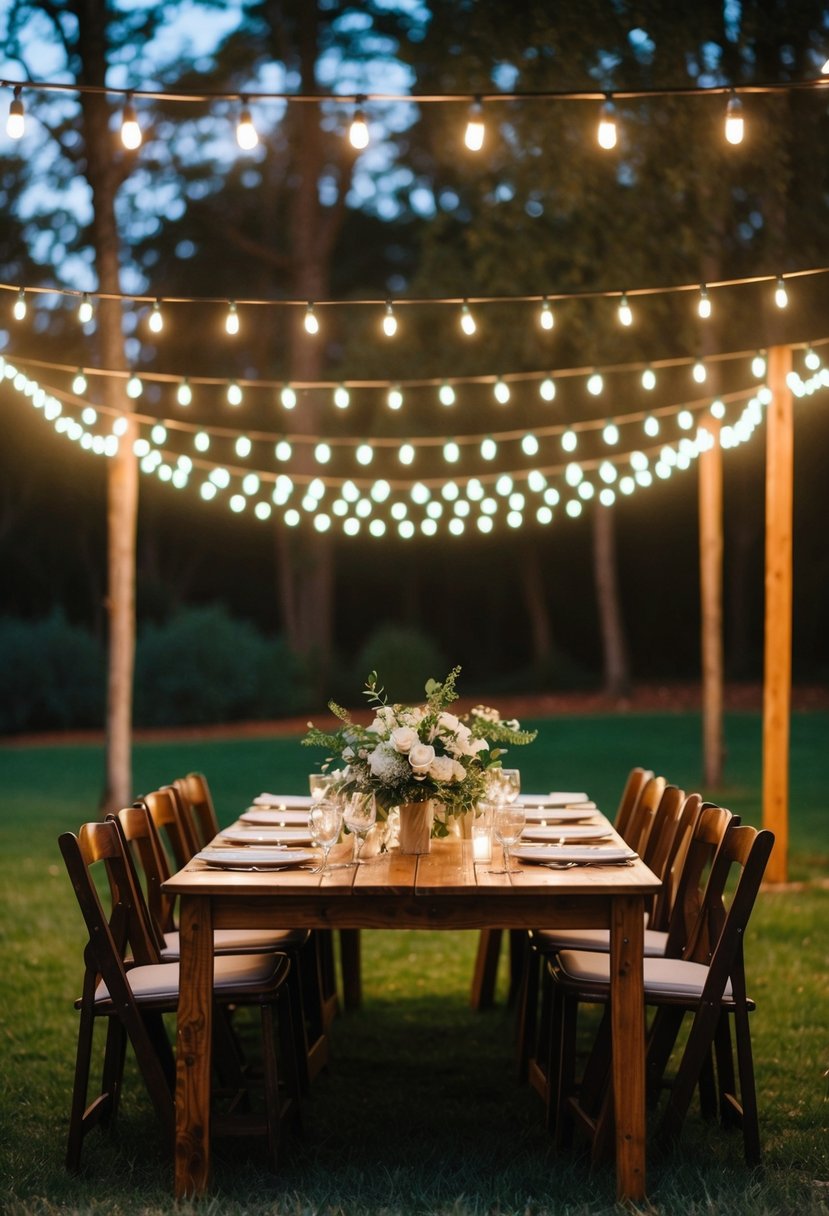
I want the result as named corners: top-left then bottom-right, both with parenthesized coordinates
top-left (353, 624), bottom-right (447, 703)
top-left (0, 612), bottom-right (104, 732)
top-left (134, 605), bottom-right (304, 727)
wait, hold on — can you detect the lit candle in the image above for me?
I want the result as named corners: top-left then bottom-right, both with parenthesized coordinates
top-left (472, 826), bottom-right (492, 863)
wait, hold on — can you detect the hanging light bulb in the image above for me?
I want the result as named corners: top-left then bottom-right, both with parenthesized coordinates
top-left (227, 381), bottom-right (243, 406)
top-left (356, 443), bottom-right (373, 465)
top-left (281, 384), bottom-right (297, 410)
top-left (617, 293), bottom-right (633, 326)
top-left (692, 359), bottom-right (707, 384)
top-left (13, 289), bottom-right (26, 321)
top-left (6, 87), bottom-right (24, 140)
top-left (480, 437), bottom-right (497, 461)
top-left (177, 378), bottom-right (192, 406)
top-left (724, 91), bottom-right (744, 145)
top-left (333, 384), bottom-right (350, 409)
top-left (460, 301), bottom-right (476, 336)
top-left (464, 97), bottom-right (485, 151)
top-left (805, 345), bottom-right (821, 371)
top-left (72, 369), bottom-right (87, 395)
top-left (304, 302), bottom-right (319, 334)
top-left (603, 421), bottom-right (619, 444)
top-left (349, 96), bottom-right (369, 150)
top-left (597, 95), bottom-right (617, 149)
top-left (236, 97), bottom-right (258, 150)
top-left (439, 383), bottom-right (456, 407)
top-left (493, 378), bottom-right (510, 404)
top-left (225, 301), bottom-right (239, 335)
top-left (774, 276), bottom-right (788, 309)
top-left (561, 429), bottom-right (577, 452)
top-left (78, 293), bottom-right (94, 325)
top-left (587, 371), bottom-right (603, 396)
top-left (399, 443), bottom-right (415, 465)
top-left (382, 301), bottom-right (398, 337)
top-left (710, 399), bottom-right (726, 419)
top-left (539, 297), bottom-right (554, 330)
top-left (751, 351), bottom-right (767, 378)
top-left (644, 414), bottom-right (660, 437)
top-left (120, 93), bottom-right (142, 150)
top-left (540, 376), bottom-right (556, 401)
top-left (148, 299), bottom-right (163, 333)
top-left (443, 440), bottom-right (460, 463)
top-left (387, 385), bottom-right (403, 410)
top-left (698, 285), bottom-right (712, 318)
top-left (641, 366), bottom-right (656, 391)
top-left (126, 373), bottom-right (143, 399)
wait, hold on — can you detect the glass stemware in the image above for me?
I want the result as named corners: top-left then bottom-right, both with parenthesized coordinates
top-left (308, 799), bottom-right (343, 873)
top-left (342, 791), bottom-right (377, 864)
top-left (485, 766), bottom-right (521, 807)
top-left (309, 772), bottom-right (335, 803)
top-left (490, 802), bottom-right (526, 874)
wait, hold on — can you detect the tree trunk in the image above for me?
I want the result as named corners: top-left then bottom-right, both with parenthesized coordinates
top-left (592, 503), bottom-right (630, 698)
top-left (76, 1), bottom-right (137, 811)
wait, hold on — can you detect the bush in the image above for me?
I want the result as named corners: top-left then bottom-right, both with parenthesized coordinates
top-left (135, 604), bottom-right (303, 726)
top-left (353, 624), bottom-right (447, 702)
top-left (0, 613), bottom-right (105, 732)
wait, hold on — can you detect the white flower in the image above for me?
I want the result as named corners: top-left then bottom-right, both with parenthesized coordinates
top-left (368, 716), bottom-right (386, 734)
top-left (367, 743), bottom-right (409, 782)
top-left (438, 711), bottom-right (461, 732)
top-left (408, 742), bottom-right (436, 774)
top-left (463, 736), bottom-right (489, 756)
top-left (452, 760), bottom-right (467, 781)
top-left (390, 725), bottom-right (419, 754)
top-left (428, 754), bottom-right (455, 782)
top-left (342, 746), bottom-right (355, 761)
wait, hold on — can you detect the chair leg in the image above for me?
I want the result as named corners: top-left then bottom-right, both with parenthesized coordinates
top-left (656, 1002), bottom-right (722, 1150)
top-left (698, 1048), bottom-right (718, 1121)
top-left (645, 1005), bottom-right (685, 1105)
top-left (732, 1006), bottom-right (761, 1164)
top-left (714, 1011), bottom-right (740, 1127)
top-left (299, 934), bottom-right (330, 1084)
top-left (99, 1017), bottom-right (127, 1128)
top-left (66, 1006), bottom-right (98, 1171)
top-left (516, 941), bottom-right (539, 1083)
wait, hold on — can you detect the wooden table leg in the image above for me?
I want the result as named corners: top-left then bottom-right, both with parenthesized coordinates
top-left (470, 928), bottom-right (503, 1009)
top-left (339, 929), bottom-right (362, 1010)
top-left (609, 893), bottom-right (646, 1202)
top-left (174, 894), bottom-right (214, 1199)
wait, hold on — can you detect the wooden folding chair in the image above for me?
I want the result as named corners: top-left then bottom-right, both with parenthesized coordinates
top-left (59, 820), bottom-right (300, 1172)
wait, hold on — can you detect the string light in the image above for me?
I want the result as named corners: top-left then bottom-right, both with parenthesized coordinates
top-left (539, 377), bottom-right (556, 401)
top-left (710, 399), bottom-right (726, 419)
top-left (399, 443), bottom-right (415, 465)
top-left (78, 293), bottom-right (94, 324)
top-left (805, 345), bottom-right (821, 370)
top-left (464, 97), bottom-right (485, 151)
top-left (72, 370), bottom-right (87, 395)
top-left (539, 298), bottom-right (554, 330)
top-left (304, 303), bottom-right (319, 334)
top-left (443, 440), bottom-right (460, 463)
top-left (692, 359), bottom-right (707, 383)
top-left (356, 443), bottom-right (373, 465)
top-left (236, 98), bottom-right (258, 150)
top-left (439, 383), bottom-right (456, 407)
top-left (7, 87), bottom-right (24, 140)
top-left (774, 276), bottom-right (788, 308)
top-left (387, 385), bottom-right (403, 410)
top-left (177, 378), bottom-right (192, 406)
top-left (227, 381), bottom-right (243, 406)
top-left (617, 293), bottom-right (633, 326)
top-left (225, 301), bottom-right (239, 335)
top-left (235, 436), bottom-right (252, 458)
top-left (315, 443), bottom-right (331, 463)
top-left (148, 299), bottom-right (164, 333)
top-left (493, 378), bottom-right (510, 405)
top-left (281, 384), bottom-right (297, 410)
top-left (641, 366), bottom-right (656, 390)
top-left (561, 430), bottom-right (577, 452)
top-left (460, 302), bottom-right (476, 336)
top-left (13, 289), bottom-right (26, 321)
top-left (587, 371), bottom-right (603, 396)
top-left (126, 374), bottom-right (142, 399)
top-left (603, 421), bottom-right (619, 445)
top-left (724, 91), bottom-right (744, 145)
top-left (349, 97), bottom-right (369, 150)
top-left (333, 384), bottom-right (350, 409)
top-left (382, 302), bottom-right (398, 337)
top-left (752, 351), bottom-right (767, 378)
top-left (698, 286), bottom-right (711, 318)
top-left (120, 93), bottom-right (142, 150)
top-left (597, 95), bottom-right (617, 149)
top-left (480, 437), bottom-right (497, 461)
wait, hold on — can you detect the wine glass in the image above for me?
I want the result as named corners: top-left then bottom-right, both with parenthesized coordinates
top-left (308, 799), bottom-right (343, 873)
top-left (485, 766), bottom-right (521, 807)
top-left (309, 773), bottom-right (335, 803)
top-left (490, 802), bottom-right (526, 874)
top-left (342, 792), bottom-right (377, 864)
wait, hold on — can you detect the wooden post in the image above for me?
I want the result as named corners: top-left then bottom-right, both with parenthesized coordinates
top-left (699, 419), bottom-right (724, 786)
top-left (762, 345), bottom-right (793, 883)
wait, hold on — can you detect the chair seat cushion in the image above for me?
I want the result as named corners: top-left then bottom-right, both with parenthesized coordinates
top-left (161, 927), bottom-right (306, 960)
top-left (95, 951), bottom-right (288, 1004)
top-left (534, 927), bottom-right (668, 957)
top-left (556, 950), bottom-right (733, 1000)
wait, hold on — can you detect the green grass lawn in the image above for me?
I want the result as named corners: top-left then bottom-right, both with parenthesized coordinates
top-left (0, 712), bottom-right (827, 1215)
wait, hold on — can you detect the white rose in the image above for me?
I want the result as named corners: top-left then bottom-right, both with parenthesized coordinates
top-left (452, 760), bottom-right (467, 781)
top-left (390, 725), bottom-right (419, 753)
top-left (368, 716), bottom-right (386, 734)
top-left (408, 742), bottom-right (436, 774)
top-left (462, 736), bottom-right (489, 757)
top-left (428, 754), bottom-right (455, 782)
top-left (438, 711), bottom-right (461, 732)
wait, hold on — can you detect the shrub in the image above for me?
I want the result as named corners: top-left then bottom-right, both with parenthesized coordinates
top-left (353, 624), bottom-right (446, 702)
top-left (0, 613), bottom-right (104, 732)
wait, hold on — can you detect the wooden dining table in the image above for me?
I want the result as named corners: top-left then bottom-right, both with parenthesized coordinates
top-left (163, 833), bottom-right (660, 1202)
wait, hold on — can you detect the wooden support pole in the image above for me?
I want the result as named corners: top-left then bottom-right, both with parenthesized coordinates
top-left (699, 419), bottom-right (724, 786)
top-left (762, 345), bottom-right (793, 884)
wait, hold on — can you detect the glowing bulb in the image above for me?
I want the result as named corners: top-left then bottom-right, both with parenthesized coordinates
top-left (540, 376), bottom-right (556, 401)
top-left (710, 399), bottom-right (726, 420)
top-left (597, 96), bottom-right (617, 149)
top-left (227, 381), bottom-right (243, 406)
top-left (618, 293), bottom-right (633, 327)
top-left (13, 289), bottom-right (26, 321)
top-left (275, 441), bottom-right (292, 461)
top-left (603, 421), bottom-right (619, 445)
top-left (225, 301), bottom-right (239, 335)
top-left (493, 379), bottom-right (510, 405)
top-left (356, 443), bottom-right (373, 466)
top-left (805, 346), bottom-right (821, 371)
top-left (78, 293), bottom-right (94, 324)
top-left (371, 480), bottom-right (390, 503)
top-left (724, 92), bottom-right (744, 145)
top-left (411, 482), bottom-right (430, 505)
top-left (698, 285), bottom-right (711, 319)
top-left (349, 99), bottom-right (369, 150)
top-left (281, 385), bottom-right (297, 410)
top-left (460, 302), bottom-right (476, 336)
top-left (480, 437), bottom-right (497, 461)
top-left (692, 359), bottom-right (707, 384)
top-left (285, 509), bottom-right (300, 527)
top-left (521, 433), bottom-right (539, 456)
top-left (6, 88), bottom-right (24, 140)
top-left (151, 423), bottom-right (167, 445)
top-left (369, 519), bottom-right (386, 537)
top-left (644, 415), bottom-right (659, 437)
top-left (587, 372), bottom-right (603, 396)
top-left (399, 443), bottom-right (415, 465)
top-left (678, 410), bottom-right (694, 430)
top-left (194, 432), bottom-right (209, 452)
top-left (382, 302), bottom-right (398, 337)
top-left (642, 367), bottom-right (656, 391)
top-left (314, 443), bottom-right (331, 463)
top-left (539, 298), bottom-right (554, 330)
top-left (387, 386), bottom-right (403, 410)
top-left (334, 385), bottom-right (350, 409)
top-left (344, 518), bottom-right (360, 536)
top-left (126, 374), bottom-right (142, 399)
top-left (82, 406), bottom-right (96, 425)
top-left (443, 440), bottom-right (460, 463)
top-left (120, 96), bottom-right (142, 150)
top-left (561, 430), bottom-right (577, 452)
top-left (774, 276), bottom-right (788, 309)
top-left (464, 98), bottom-right (485, 151)
top-left (148, 299), bottom-right (163, 333)
top-left (255, 502), bottom-right (271, 521)
top-left (439, 383), bottom-right (456, 407)
top-left (236, 100), bottom-right (258, 150)
top-left (304, 303), bottom-right (319, 334)
top-left (752, 352), bottom-right (767, 379)
top-left (235, 436), bottom-right (252, 458)
top-left (72, 370), bottom-right (87, 395)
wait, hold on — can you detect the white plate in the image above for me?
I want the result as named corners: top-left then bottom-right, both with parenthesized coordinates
top-left (522, 807), bottom-right (601, 823)
top-left (219, 827), bottom-right (313, 846)
top-left (513, 844), bottom-right (637, 864)
top-left (195, 847), bottom-right (315, 870)
top-left (253, 793), bottom-right (314, 808)
top-left (241, 808), bottom-right (311, 826)
top-left (521, 825), bottom-right (614, 843)
top-left (518, 792), bottom-right (591, 807)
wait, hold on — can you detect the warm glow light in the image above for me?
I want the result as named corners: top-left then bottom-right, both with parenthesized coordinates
top-left (334, 385), bottom-right (350, 409)
top-left (148, 299), bottom-right (163, 333)
top-left (464, 98), bottom-right (485, 151)
top-left (539, 298), bottom-right (554, 330)
top-left (281, 385), bottom-right (297, 409)
top-left (443, 440), bottom-right (460, 463)
top-left (805, 345), bottom-right (821, 371)
top-left (236, 100), bottom-right (258, 150)
top-left (387, 386), bottom-right (403, 410)
top-left (460, 302), bottom-right (476, 336)
top-left (120, 96), bottom-right (142, 150)
top-left (399, 443), bottom-right (415, 465)
top-left (774, 276), bottom-right (788, 309)
top-left (356, 443), bottom-right (373, 465)
top-left (78, 293), bottom-right (94, 324)
top-left (349, 100), bottom-right (369, 150)
top-left (642, 367), bottom-right (656, 391)
top-left (304, 303), bottom-right (319, 334)
top-left (382, 302), bottom-right (398, 337)
top-left (225, 301), bottom-right (239, 335)
top-left (439, 383), bottom-right (456, 407)
top-left (227, 381), bottom-right (243, 406)
top-left (752, 352), bottom-right (767, 379)
top-left (493, 379), bottom-right (510, 405)
top-left (561, 430), bottom-right (577, 452)
top-left (597, 96), bottom-right (617, 149)
top-left (540, 376), bottom-right (556, 401)
top-left (618, 293), bottom-right (633, 326)
top-left (698, 286), bottom-right (712, 318)
top-left (177, 379), bottom-right (192, 406)
top-left (126, 374), bottom-right (143, 399)
top-left (72, 370), bottom-right (87, 395)
top-left (644, 414), bottom-right (660, 437)
top-left (587, 371), bottom-right (603, 396)
top-left (13, 289), bottom-right (26, 321)
top-left (692, 359), bottom-right (707, 383)
top-left (603, 421), bottom-right (619, 445)
top-left (725, 92), bottom-right (744, 145)
top-left (480, 437), bottom-right (497, 461)
top-left (6, 87), bottom-right (24, 140)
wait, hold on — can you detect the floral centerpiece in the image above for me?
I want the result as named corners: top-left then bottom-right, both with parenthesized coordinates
top-left (303, 667), bottom-right (536, 852)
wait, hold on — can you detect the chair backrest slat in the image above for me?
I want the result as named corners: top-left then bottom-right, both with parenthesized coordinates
top-left (663, 802), bottom-right (733, 959)
top-left (613, 768), bottom-right (653, 841)
top-left (174, 772), bottom-right (220, 851)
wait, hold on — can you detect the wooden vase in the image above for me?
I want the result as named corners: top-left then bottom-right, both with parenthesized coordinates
top-left (397, 801), bottom-right (435, 854)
